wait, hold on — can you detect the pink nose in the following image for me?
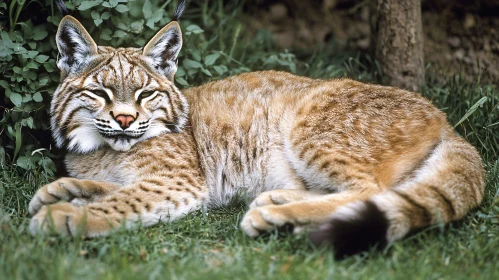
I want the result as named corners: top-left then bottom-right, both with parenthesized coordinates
top-left (115, 114), bottom-right (135, 129)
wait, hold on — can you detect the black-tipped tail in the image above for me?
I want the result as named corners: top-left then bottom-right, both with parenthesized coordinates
top-left (309, 200), bottom-right (389, 259)
top-left (55, 0), bottom-right (70, 16)
top-left (172, 0), bottom-right (187, 21)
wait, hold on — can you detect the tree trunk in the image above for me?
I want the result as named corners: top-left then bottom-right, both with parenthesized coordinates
top-left (374, 0), bottom-right (425, 91)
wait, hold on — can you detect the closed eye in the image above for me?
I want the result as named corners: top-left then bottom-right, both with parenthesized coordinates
top-left (140, 91), bottom-right (155, 99)
top-left (137, 91), bottom-right (156, 103)
top-left (91, 90), bottom-right (111, 103)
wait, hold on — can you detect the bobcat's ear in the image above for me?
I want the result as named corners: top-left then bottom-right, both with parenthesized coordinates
top-left (56, 16), bottom-right (98, 78)
top-left (142, 21), bottom-right (182, 81)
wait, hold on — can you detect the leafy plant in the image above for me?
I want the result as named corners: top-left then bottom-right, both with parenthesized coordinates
top-left (0, 0), bottom-right (58, 175)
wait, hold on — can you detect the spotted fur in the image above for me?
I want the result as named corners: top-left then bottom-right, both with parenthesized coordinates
top-left (29, 15), bottom-right (485, 257)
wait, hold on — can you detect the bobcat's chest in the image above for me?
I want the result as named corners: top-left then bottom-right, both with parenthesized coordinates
top-left (188, 91), bottom-right (305, 207)
top-left (65, 152), bottom-right (137, 186)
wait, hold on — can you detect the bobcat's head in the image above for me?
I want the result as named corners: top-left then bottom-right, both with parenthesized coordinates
top-left (51, 15), bottom-right (186, 153)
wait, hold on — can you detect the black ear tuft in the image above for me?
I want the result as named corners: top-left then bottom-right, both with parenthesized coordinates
top-left (56, 16), bottom-right (98, 78)
top-left (309, 200), bottom-right (389, 259)
top-left (142, 21), bottom-right (182, 80)
top-left (55, 0), bottom-right (70, 16)
top-left (172, 0), bottom-right (188, 21)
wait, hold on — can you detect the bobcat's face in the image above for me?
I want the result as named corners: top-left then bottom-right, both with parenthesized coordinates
top-left (51, 16), bottom-right (186, 153)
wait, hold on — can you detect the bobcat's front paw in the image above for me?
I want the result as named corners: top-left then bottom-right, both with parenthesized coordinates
top-left (29, 178), bottom-right (91, 216)
top-left (241, 205), bottom-right (301, 237)
top-left (29, 203), bottom-right (86, 237)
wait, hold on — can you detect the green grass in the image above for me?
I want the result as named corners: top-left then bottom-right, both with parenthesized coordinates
top-left (2, 1), bottom-right (499, 279)
top-left (1, 159), bottom-right (498, 279)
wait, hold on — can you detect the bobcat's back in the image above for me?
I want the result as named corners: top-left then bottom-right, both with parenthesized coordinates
top-left (181, 71), bottom-right (456, 200)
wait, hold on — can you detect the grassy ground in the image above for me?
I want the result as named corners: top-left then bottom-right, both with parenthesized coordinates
top-left (2, 2), bottom-right (499, 279)
top-left (1, 158), bottom-right (498, 279)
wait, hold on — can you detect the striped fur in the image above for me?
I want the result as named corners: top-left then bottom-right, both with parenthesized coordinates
top-left (29, 16), bottom-right (485, 257)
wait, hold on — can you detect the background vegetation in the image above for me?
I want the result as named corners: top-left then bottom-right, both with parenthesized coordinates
top-left (0, 0), bottom-right (498, 279)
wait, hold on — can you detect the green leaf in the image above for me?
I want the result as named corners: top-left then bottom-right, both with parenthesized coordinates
top-left (454, 96), bottom-right (488, 128)
top-left (33, 92), bottom-right (43, 102)
top-left (100, 29), bottom-right (113, 41)
top-left (91, 10), bottom-right (100, 20)
top-left (13, 123), bottom-right (22, 160)
top-left (213, 65), bottom-right (228, 76)
top-left (39, 78), bottom-right (49, 86)
top-left (113, 30), bottom-right (127, 38)
top-left (146, 19), bottom-right (156, 29)
top-left (201, 68), bottom-right (212, 77)
top-left (0, 80), bottom-right (8, 88)
top-left (26, 62), bottom-right (38, 69)
top-left (131, 20), bottom-right (144, 33)
top-left (94, 18), bottom-right (103, 26)
top-left (27, 71), bottom-right (37, 80)
top-left (44, 63), bottom-right (55, 72)
top-left (116, 22), bottom-right (128, 30)
top-left (176, 67), bottom-right (186, 77)
top-left (22, 117), bottom-right (34, 129)
top-left (22, 94), bottom-right (32, 102)
top-left (183, 59), bottom-right (203, 69)
top-left (41, 157), bottom-right (56, 176)
top-left (0, 49), bottom-right (13, 57)
top-left (175, 77), bottom-right (189, 86)
top-left (115, 4), bottom-right (129, 13)
top-left (191, 49), bottom-right (202, 61)
top-left (109, 0), bottom-right (119, 8)
top-left (145, 9), bottom-right (162, 29)
top-left (13, 45), bottom-right (28, 54)
top-left (1, 32), bottom-right (13, 47)
top-left (17, 156), bottom-right (36, 170)
top-left (78, 1), bottom-right (102, 11)
top-left (13, 67), bottom-right (23, 74)
top-left (205, 53), bottom-right (220, 66)
top-left (27, 51), bottom-right (39, 58)
top-left (143, 0), bottom-right (152, 18)
top-left (10, 93), bottom-right (23, 106)
top-left (32, 25), bottom-right (49, 41)
top-left (185, 25), bottom-right (204, 35)
top-left (101, 12), bottom-right (111, 20)
top-left (34, 55), bottom-right (49, 63)
top-left (150, 9), bottom-right (163, 22)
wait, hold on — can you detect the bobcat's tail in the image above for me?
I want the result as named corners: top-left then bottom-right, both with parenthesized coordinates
top-left (310, 134), bottom-right (485, 258)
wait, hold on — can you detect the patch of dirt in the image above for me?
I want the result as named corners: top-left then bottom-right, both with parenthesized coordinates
top-left (423, 10), bottom-right (499, 84)
top-left (246, 0), bottom-right (499, 85)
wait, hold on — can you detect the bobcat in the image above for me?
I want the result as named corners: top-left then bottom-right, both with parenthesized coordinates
top-left (28, 3), bottom-right (484, 257)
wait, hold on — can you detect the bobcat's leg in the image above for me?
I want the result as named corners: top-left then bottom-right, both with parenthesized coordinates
top-left (29, 178), bottom-right (120, 216)
top-left (29, 177), bottom-right (207, 237)
top-left (241, 183), bottom-right (381, 237)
